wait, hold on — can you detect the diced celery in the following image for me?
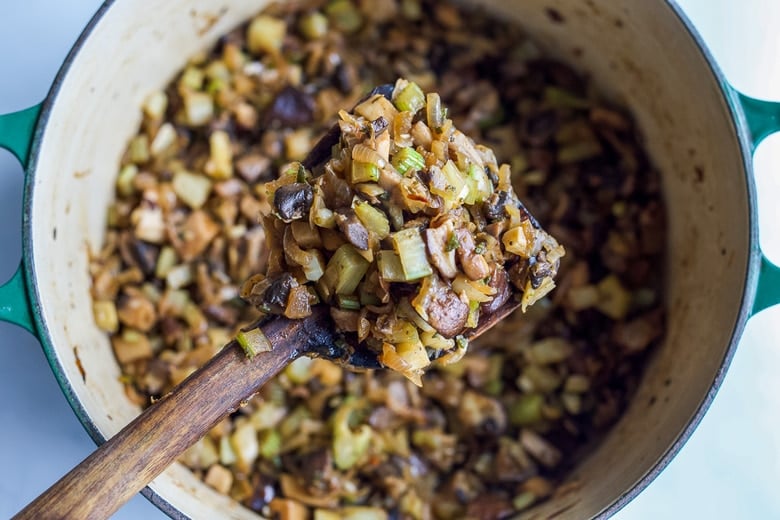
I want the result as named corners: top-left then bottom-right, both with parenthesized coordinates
top-left (179, 67), bottom-right (204, 91)
top-left (509, 393), bottom-right (544, 426)
top-left (466, 299), bottom-right (479, 328)
top-left (92, 300), bottom-right (119, 333)
top-left (247, 15), bottom-right (287, 55)
top-left (236, 327), bottom-right (272, 359)
top-left (172, 170), bottom-right (212, 209)
top-left (337, 294), bottom-right (361, 310)
top-left (285, 355), bottom-right (314, 384)
top-left (219, 435), bottom-right (237, 466)
top-left (206, 130), bottom-right (234, 179)
top-left (350, 161), bottom-right (380, 184)
top-left (128, 135), bottom-right (150, 164)
top-left (155, 246), bottom-right (178, 278)
top-left (391, 228), bottom-right (433, 281)
top-left (401, 0), bottom-right (422, 19)
top-left (543, 86), bottom-right (590, 109)
top-left (377, 250), bottom-right (406, 282)
top-left (596, 274), bottom-right (632, 319)
top-left (230, 421), bottom-right (259, 468)
top-left (353, 200), bottom-right (390, 239)
top-left (150, 123), bottom-right (177, 157)
top-left (326, 0), bottom-right (363, 34)
top-left (299, 11), bottom-right (329, 40)
top-left (391, 147), bottom-right (424, 176)
top-left (513, 491), bottom-right (538, 512)
top-left (557, 140), bottom-right (603, 164)
top-left (464, 163), bottom-right (494, 204)
top-left (183, 91), bottom-right (214, 126)
top-left (258, 429), bottom-right (282, 459)
top-left (314, 510), bottom-right (342, 520)
top-left (393, 81), bottom-right (425, 114)
top-left (116, 164), bottom-right (138, 197)
top-left (324, 244), bottom-right (370, 295)
top-left (332, 398), bottom-right (372, 470)
top-left (341, 507), bottom-right (390, 520)
top-left (143, 91), bottom-right (168, 121)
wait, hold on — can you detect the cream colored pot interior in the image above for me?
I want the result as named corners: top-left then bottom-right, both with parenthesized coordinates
top-left (29, 0), bottom-right (750, 518)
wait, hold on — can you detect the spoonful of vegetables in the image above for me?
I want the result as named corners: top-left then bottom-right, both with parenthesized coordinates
top-left (14, 81), bottom-right (563, 519)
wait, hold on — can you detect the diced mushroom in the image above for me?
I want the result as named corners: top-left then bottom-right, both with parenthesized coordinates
top-left (330, 308), bottom-right (360, 332)
top-left (236, 153), bottom-right (272, 183)
top-left (274, 183), bottom-right (313, 223)
top-left (176, 210), bottom-right (221, 261)
top-left (112, 329), bottom-right (153, 364)
top-left (117, 289), bottom-right (157, 332)
top-left (264, 86), bottom-right (316, 128)
top-left (118, 233), bottom-right (159, 276)
top-left (612, 309), bottom-right (664, 353)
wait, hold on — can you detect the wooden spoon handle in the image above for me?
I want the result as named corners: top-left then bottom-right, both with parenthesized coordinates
top-left (13, 311), bottom-right (332, 519)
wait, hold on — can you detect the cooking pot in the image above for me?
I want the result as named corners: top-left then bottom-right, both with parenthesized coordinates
top-left (1, 0), bottom-right (779, 518)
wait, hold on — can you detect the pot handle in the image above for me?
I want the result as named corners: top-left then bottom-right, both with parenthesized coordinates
top-left (736, 92), bottom-right (780, 315)
top-left (0, 104), bottom-right (42, 334)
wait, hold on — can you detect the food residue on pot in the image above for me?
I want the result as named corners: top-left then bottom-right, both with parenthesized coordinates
top-left (89, 0), bottom-right (666, 518)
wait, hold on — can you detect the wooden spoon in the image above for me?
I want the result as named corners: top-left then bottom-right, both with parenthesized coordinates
top-left (13, 84), bottom-right (523, 519)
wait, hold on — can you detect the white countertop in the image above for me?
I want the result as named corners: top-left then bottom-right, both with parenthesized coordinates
top-left (1, 1), bottom-right (779, 518)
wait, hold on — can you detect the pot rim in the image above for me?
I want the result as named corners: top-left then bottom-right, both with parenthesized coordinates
top-left (19, 1), bottom-right (760, 519)
top-left (21, 1), bottom-right (185, 517)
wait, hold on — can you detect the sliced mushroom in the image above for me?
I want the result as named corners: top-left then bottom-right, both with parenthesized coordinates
top-left (454, 227), bottom-right (490, 280)
top-left (480, 265), bottom-right (511, 315)
top-left (417, 277), bottom-right (469, 338)
top-left (334, 209), bottom-right (370, 251)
